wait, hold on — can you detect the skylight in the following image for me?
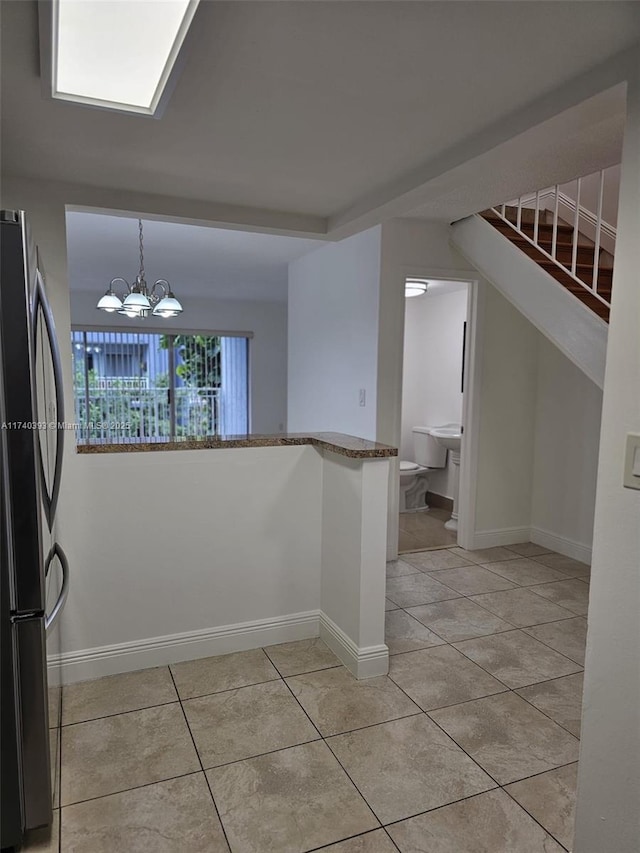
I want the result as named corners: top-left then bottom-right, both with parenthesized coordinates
top-left (50, 0), bottom-right (199, 116)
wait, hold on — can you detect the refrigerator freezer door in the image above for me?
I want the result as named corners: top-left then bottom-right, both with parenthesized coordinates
top-left (1, 474), bottom-right (23, 848)
top-left (0, 212), bottom-right (46, 615)
top-left (13, 617), bottom-right (52, 830)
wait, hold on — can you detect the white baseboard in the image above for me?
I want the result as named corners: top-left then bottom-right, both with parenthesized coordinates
top-left (48, 608), bottom-right (393, 686)
top-left (48, 611), bottom-right (320, 686)
top-left (469, 525), bottom-right (592, 564)
top-left (470, 526), bottom-right (532, 549)
top-left (319, 613), bottom-right (389, 679)
top-left (530, 526), bottom-right (592, 565)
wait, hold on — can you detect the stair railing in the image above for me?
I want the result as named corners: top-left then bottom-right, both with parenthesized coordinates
top-left (489, 167), bottom-right (617, 311)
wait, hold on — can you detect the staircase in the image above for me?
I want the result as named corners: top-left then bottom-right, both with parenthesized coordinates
top-left (450, 168), bottom-right (618, 389)
top-left (480, 207), bottom-right (613, 322)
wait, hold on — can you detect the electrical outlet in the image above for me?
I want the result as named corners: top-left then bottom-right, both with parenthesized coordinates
top-left (359, 389), bottom-right (366, 407)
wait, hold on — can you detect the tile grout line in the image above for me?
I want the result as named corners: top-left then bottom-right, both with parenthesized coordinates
top-left (58, 543), bottom-right (583, 847)
top-left (378, 774), bottom-right (575, 850)
top-left (419, 698), bottom-right (578, 843)
top-left (374, 649), bottom-right (509, 791)
top-left (388, 629), bottom-right (582, 695)
top-left (388, 555), bottom-right (588, 670)
top-left (166, 666), bottom-right (234, 853)
top-left (506, 691), bottom-right (582, 742)
top-left (386, 674), bottom-right (510, 714)
top-left (60, 666), bottom-right (344, 729)
top-left (449, 636), bottom-right (583, 688)
top-left (265, 652), bottom-right (393, 846)
top-left (391, 599), bottom-right (585, 669)
top-left (384, 597), bottom-right (582, 813)
top-left (60, 696), bottom-right (183, 729)
top-left (305, 827), bottom-right (401, 853)
top-left (58, 675), bottom-right (579, 817)
top-left (500, 783), bottom-right (573, 852)
top-left (57, 769), bottom-right (206, 810)
top-left (265, 654), bottom-right (407, 851)
top-left (388, 608), bottom-right (585, 735)
top-left (386, 554), bottom-right (586, 750)
top-left (200, 737), bottom-right (323, 772)
top-left (517, 626), bottom-right (586, 666)
top-left (389, 648), bottom-right (577, 849)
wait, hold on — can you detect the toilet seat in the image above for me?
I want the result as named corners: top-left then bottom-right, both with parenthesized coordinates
top-left (400, 461), bottom-right (420, 472)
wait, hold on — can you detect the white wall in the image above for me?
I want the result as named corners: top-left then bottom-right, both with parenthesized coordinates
top-left (401, 286), bottom-right (467, 497)
top-left (64, 446), bottom-right (322, 654)
top-left (54, 441), bottom-right (391, 684)
top-left (559, 163), bottom-right (620, 227)
top-left (574, 71), bottom-right (640, 853)
top-left (377, 218), bottom-right (478, 555)
top-left (358, 216), bottom-right (602, 559)
top-left (71, 290), bottom-right (287, 434)
top-left (287, 227), bottom-right (381, 440)
top-left (473, 282), bottom-right (602, 553)
top-left (2, 178), bottom-right (391, 686)
top-left (531, 337), bottom-right (602, 551)
top-left (473, 282), bottom-right (539, 536)
top-left (377, 220), bottom-right (473, 447)
top-left (0, 177), bottom-right (320, 675)
top-left (320, 453), bottom-right (389, 677)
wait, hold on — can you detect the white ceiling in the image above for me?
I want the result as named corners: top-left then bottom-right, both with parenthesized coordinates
top-left (65, 211), bottom-right (320, 301)
top-left (2, 2), bottom-right (639, 236)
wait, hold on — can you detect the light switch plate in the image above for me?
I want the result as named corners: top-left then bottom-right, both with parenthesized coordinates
top-left (623, 433), bottom-right (640, 490)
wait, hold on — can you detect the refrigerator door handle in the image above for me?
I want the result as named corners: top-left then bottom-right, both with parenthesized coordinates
top-left (44, 543), bottom-right (68, 633)
top-left (33, 270), bottom-right (64, 530)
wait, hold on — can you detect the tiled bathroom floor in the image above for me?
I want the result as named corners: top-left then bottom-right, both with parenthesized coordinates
top-left (32, 543), bottom-right (589, 853)
top-left (398, 508), bottom-right (457, 552)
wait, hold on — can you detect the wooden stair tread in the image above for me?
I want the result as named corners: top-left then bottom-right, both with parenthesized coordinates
top-left (485, 215), bottom-right (575, 236)
top-left (513, 239), bottom-right (601, 258)
top-left (482, 211), bottom-right (572, 227)
top-left (538, 258), bottom-right (612, 275)
top-left (480, 211), bottom-right (610, 323)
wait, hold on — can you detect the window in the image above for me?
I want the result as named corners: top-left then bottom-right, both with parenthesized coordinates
top-left (71, 330), bottom-right (249, 445)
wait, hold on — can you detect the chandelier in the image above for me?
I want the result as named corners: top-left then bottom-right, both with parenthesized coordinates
top-left (96, 219), bottom-right (183, 319)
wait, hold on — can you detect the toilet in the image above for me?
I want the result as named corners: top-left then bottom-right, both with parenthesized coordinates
top-left (399, 426), bottom-right (448, 512)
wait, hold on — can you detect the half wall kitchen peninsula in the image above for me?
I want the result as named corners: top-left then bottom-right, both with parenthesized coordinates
top-left (51, 433), bottom-right (396, 685)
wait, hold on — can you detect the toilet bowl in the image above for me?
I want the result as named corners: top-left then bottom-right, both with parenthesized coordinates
top-left (399, 460), bottom-right (429, 512)
top-left (399, 426), bottom-right (449, 512)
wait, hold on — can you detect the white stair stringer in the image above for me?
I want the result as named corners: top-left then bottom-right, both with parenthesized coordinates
top-left (451, 214), bottom-right (607, 389)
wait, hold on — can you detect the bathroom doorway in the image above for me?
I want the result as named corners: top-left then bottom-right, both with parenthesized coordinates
top-left (398, 277), bottom-right (471, 553)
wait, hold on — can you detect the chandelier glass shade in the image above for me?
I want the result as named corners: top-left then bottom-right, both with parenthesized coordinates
top-left (96, 219), bottom-right (183, 319)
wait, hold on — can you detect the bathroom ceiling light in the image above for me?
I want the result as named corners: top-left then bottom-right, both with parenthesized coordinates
top-left (44, 0), bottom-right (200, 116)
top-left (97, 219), bottom-right (184, 320)
top-left (405, 278), bottom-right (429, 298)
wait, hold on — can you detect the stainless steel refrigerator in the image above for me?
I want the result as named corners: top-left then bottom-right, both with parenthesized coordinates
top-left (1, 210), bottom-right (68, 849)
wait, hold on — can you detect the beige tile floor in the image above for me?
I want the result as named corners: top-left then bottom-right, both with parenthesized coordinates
top-left (398, 508), bottom-right (457, 552)
top-left (30, 545), bottom-right (589, 853)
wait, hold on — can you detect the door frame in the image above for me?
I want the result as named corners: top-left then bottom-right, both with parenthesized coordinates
top-left (391, 266), bottom-right (481, 556)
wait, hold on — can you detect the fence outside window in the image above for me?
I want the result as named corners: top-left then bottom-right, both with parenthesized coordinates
top-left (71, 330), bottom-right (249, 445)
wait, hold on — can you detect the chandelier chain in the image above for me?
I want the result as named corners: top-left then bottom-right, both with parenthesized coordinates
top-left (138, 219), bottom-right (145, 279)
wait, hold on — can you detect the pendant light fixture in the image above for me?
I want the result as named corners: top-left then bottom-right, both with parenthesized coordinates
top-left (97, 219), bottom-right (183, 319)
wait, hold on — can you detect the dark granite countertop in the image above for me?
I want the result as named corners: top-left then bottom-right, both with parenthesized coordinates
top-left (75, 431), bottom-right (397, 460)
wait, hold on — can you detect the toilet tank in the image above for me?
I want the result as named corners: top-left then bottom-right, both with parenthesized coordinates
top-left (412, 427), bottom-right (447, 468)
